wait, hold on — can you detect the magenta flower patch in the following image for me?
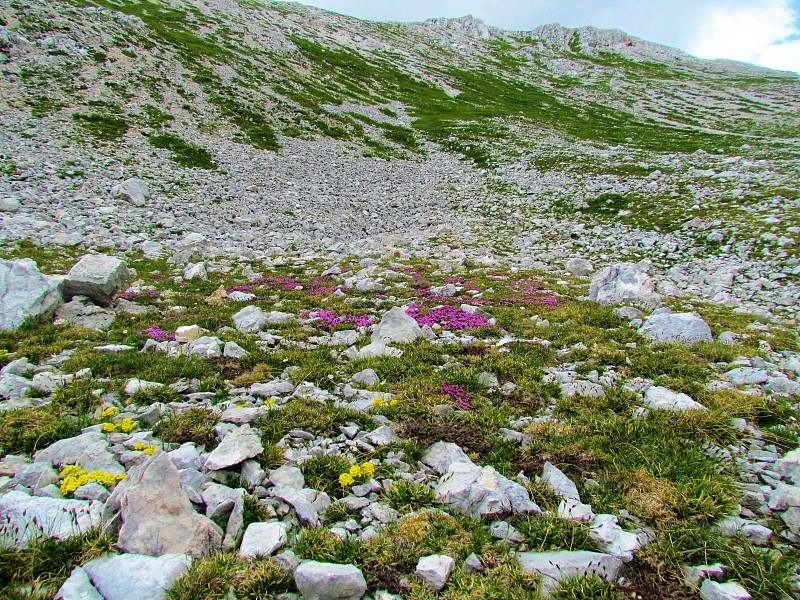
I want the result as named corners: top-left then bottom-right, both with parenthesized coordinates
top-left (305, 309), bottom-right (374, 329)
top-left (439, 384), bottom-right (473, 410)
top-left (406, 303), bottom-right (492, 330)
top-left (137, 326), bottom-right (175, 341)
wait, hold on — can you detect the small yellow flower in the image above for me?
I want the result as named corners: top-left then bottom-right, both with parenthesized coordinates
top-left (133, 442), bottom-right (147, 451)
top-left (370, 398), bottom-right (385, 407)
top-left (117, 418), bottom-right (135, 433)
top-left (143, 445), bottom-right (156, 455)
top-left (236, 402), bottom-right (248, 408)
top-left (115, 473), bottom-right (127, 481)
top-left (389, 399), bottom-right (398, 406)
top-left (98, 407), bottom-right (118, 419)
top-left (349, 464), bottom-right (363, 478)
top-left (101, 423), bottom-right (116, 433)
top-left (264, 397), bottom-right (276, 407)
top-left (339, 473), bottom-right (355, 487)
top-left (360, 462), bottom-right (375, 478)
top-left (60, 465), bottom-right (80, 477)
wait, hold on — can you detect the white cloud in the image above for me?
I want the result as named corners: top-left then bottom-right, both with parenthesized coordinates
top-left (687, 0), bottom-right (800, 72)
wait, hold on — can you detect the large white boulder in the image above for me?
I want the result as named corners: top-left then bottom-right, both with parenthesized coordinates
top-left (0, 258), bottom-right (62, 330)
top-left (204, 424), bottom-right (264, 471)
top-left (62, 255), bottom-right (130, 307)
top-left (589, 262), bottom-right (661, 308)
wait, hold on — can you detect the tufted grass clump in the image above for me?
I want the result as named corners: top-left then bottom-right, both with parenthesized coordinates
top-left (0, 529), bottom-right (114, 598)
top-left (129, 385), bottom-right (181, 406)
top-left (382, 480), bottom-right (436, 513)
top-left (300, 454), bottom-right (352, 498)
top-left (153, 407), bottom-right (220, 449)
top-left (255, 398), bottom-right (374, 444)
top-left (166, 552), bottom-right (294, 600)
top-left (0, 407), bottom-right (83, 457)
top-left (513, 515), bottom-right (595, 553)
top-left (71, 112), bottom-right (129, 141)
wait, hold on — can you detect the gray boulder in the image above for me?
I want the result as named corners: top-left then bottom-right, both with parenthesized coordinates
top-left (294, 561), bottom-right (367, 600)
top-left (62, 255), bottom-right (130, 307)
top-left (232, 306), bottom-right (294, 333)
top-left (589, 262), bottom-right (661, 308)
top-left (725, 367), bottom-right (769, 386)
top-left (34, 431), bottom-right (125, 475)
top-left (111, 178), bottom-right (149, 207)
top-left (55, 567), bottom-right (104, 600)
top-left (421, 441), bottom-right (472, 475)
top-left (638, 311), bottom-right (712, 346)
top-left (371, 306), bottom-right (423, 344)
top-left (104, 452), bottom-right (222, 558)
top-left (0, 258), bottom-right (62, 330)
top-left (541, 462), bottom-right (581, 501)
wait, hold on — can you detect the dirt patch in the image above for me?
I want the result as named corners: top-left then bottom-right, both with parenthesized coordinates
top-left (513, 448), bottom-right (602, 481)
top-left (397, 417), bottom-right (491, 457)
top-left (503, 389), bottom-right (548, 413)
top-left (620, 563), bottom-right (699, 600)
top-left (363, 562), bottom-right (408, 595)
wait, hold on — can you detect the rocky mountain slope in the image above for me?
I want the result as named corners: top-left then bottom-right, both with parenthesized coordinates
top-left (0, 1), bottom-right (799, 599)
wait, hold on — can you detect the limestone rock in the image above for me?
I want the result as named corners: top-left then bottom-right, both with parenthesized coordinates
top-left (0, 490), bottom-right (101, 548)
top-left (82, 553), bottom-right (191, 600)
top-left (0, 258), bottom-right (62, 331)
top-left (294, 561), bottom-right (367, 600)
top-left (541, 462), bottom-right (581, 501)
top-left (644, 386), bottom-right (707, 412)
top-left (105, 452), bottom-right (222, 558)
top-left (239, 521), bottom-right (287, 558)
top-left (589, 514), bottom-right (641, 561)
top-left (55, 567), bottom-right (104, 600)
top-left (111, 178), bottom-right (149, 207)
top-left (699, 580), bottom-right (752, 600)
top-left (204, 424), bottom-right (263, 471)
top-left (371, 306), bottom-right (423, 344)
top-left (34, 431), bottom-right (124, 475)
top-left (416, 554), bottom-right (455, 591)
top-left (62, 255), bottom-right (130, 307)
top-left (638, 311), bottom-right (713, 346)
top-left (589, 262), bottom-right (660, 308)
top-left (517, 550), bottom-right (623, 596)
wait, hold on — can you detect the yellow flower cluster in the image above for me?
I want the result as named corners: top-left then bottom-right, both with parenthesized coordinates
top-left (59, 465), bottom-right (126, 496)
top-left (235, 402), bottom-right (249, 408)
top-left (339, 461), bottom-right (376, 488)
top-left (264, 397), bottom-right (276, 407)
top-left (101, 418), bottom-right (136, 434)
top-left (133, 442), bottom-right (158, 455)
top-left (370, 397), bottom-right (399, 408)
top-left (98, 406), bottom-right (118, 419)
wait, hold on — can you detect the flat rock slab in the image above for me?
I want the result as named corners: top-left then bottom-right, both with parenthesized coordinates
top-left (638, 311), bottom-right (712, 346)
top-left (204, 424), bottom-right (264, 471)
top-left (239, 522), bottom-right (287, 558)
top-left (0, 490), bottom-right (102, 548)
top-left (644, 386), bottom-right (707, 412)
top-left (58, 553), bottom-right (190, 600)
top-left (34, 431), bottom-right (124, 475)
top-left (517, 550), bottom-right (623, 596)
top-left (700, 580), bottom-right (752, 600)
top-left (294, 561), bottom-right (367, 600)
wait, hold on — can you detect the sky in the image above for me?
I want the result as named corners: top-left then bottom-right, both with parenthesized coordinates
top-left (280, 0), bottom-right (800, 74)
